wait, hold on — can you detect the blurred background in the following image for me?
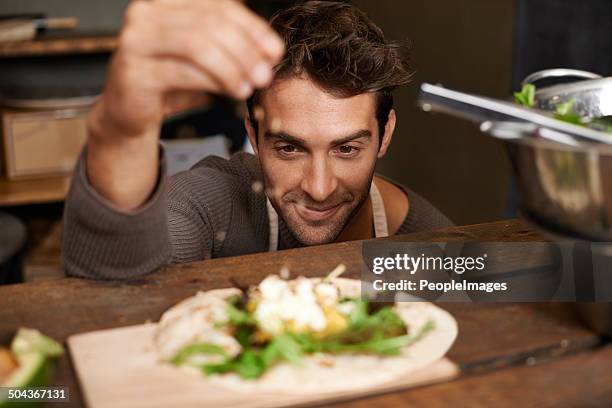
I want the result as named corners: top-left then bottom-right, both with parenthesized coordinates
top-left (0, 0), bottom-right (610, 283)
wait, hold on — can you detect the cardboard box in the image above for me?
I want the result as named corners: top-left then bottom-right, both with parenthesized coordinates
top-left (1, 107), bottom-right (88, 179)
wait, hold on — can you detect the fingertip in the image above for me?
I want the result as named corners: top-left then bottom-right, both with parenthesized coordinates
top-left (236, 81), bottom-right (254, 99)
top-left (264, 35), bottom-right (285, 60)
top-left (251, 62), bottom-right (273, 87)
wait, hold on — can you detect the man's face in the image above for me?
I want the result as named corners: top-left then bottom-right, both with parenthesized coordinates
top-left (247, 77), bottom-right (391, 245)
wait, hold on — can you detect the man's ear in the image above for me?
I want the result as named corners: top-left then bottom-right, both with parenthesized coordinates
top-left (377, 109), bottom-right (396, 159)
top-left (244, 114), bottom-right (259, 156)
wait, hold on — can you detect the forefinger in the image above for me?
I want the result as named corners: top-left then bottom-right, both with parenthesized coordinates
top-left (221, 0), bottom-right (285, 62)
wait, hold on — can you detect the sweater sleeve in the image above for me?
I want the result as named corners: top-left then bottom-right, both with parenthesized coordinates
top-left (62, 146), bottom-right (214, 280)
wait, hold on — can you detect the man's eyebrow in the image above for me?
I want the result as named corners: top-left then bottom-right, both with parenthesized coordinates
top-left (264, 129), bottom-right (372, 146)
top-left (264, 131), bottom-right (307, 146)
top-left (331, 130), bottom-right (372, 145)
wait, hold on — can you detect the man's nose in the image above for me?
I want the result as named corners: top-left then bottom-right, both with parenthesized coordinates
top-left (300, 155), bottom-right (338, 202)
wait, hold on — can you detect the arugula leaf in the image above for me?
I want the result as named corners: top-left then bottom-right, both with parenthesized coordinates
top-left (554, 100), bottom-right (582, 125)
top-left (338, 300), bottom-right (407, 343)
top-left (171, 343), bottom-right (228, 365)
top-left (514, 84), bottom-right (536, 108)
top-left (234, 350), bottom-right (267, 379)
top-left (234, 324), bottom-right (255, 348)
top-left (174, 298), bottom-right (435, 380)
top-left (555, 100), bottom-right (574, 116)
top-left (202, 360), bottom-right (236, 376)
top-left (271, 333), bottom-right (303, 365)
top-left (260, 340), bottom-right (280, 367)
top-left (294, 320), bottom-right (434, 356)
top-left (201, 349), bottom-right (267, 379)
top-left (198, 335), bottom-right (304, 380)
top-left (219, 296), bottom-right (258, 347)
top-left (225, 302), bottom-right (256, 326)
top-left (348, 299), bottom-right (369, 326)
top-left (202, 326), bottom-right (430, 379)
top-left (290, 301), bottom-right (417, 357)
top-left (514, 84), bottom-right (612, 134)
top-left (587, 116), bottom-right (612, 133)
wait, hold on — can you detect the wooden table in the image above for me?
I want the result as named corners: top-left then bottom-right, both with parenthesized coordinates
top-left (0, 219), bottom-right (609, 407)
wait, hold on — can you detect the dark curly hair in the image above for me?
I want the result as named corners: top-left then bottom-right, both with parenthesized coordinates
top-left (247, 1), bottom-right (414, 144)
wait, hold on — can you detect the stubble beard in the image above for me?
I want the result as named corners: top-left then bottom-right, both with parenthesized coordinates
top-left (268, 170), bottom-right (375, 246)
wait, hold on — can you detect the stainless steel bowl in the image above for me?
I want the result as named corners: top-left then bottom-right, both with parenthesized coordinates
top-left (484, 69), bottom-right (612, 241)
top-left (488, 70), bottom-right (612, 337)
top-left (486, 121), bottom-right (612, 240)
top-left (419, 69), bottom-right (612, 336)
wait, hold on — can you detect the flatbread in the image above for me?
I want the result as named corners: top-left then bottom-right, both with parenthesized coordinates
top-left (155, 278), bottom-right (457, 394)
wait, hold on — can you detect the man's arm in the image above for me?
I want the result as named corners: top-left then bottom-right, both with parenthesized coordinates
top-left (86, 0), bottom-right (283, 211)
top-left (62, 147), bottom-right (172, 279)
top-left (63, 145), bottom-right (224, 279)
top-left (62, 0), bottom-right (283, 279)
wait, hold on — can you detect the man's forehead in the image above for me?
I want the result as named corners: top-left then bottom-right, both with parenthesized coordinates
top-left (261, 76), bottom-right (376, 112)
top-left (258, 76), bottom-right (377, 139)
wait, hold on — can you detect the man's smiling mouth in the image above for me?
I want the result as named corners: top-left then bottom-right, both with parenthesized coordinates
top-left (294, 203), bottom-right (343, 222)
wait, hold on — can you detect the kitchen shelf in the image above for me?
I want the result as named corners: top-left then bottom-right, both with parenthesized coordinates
top-left (0, 30), bottom-right (117, 58)
top-left (0, 174), bottom-right (71, 206)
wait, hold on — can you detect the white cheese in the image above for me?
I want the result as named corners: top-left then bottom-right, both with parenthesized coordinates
top-left (315, 282), bottom-right (339, 307)
top-left (258, 275), bottom-right (288, 300)
top-left (253, 276), bottom-right (335, 335)
top-left (337, 300), bottom-right (356, 316)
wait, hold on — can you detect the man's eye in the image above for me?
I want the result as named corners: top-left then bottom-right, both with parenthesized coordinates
top-left (336, 145), bottom-right (359, 156)
top-left (276, 145), bottom-right (300, 155)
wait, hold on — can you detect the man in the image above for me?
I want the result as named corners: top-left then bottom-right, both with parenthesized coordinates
top-left (63, 0), bottom-right (452, 279)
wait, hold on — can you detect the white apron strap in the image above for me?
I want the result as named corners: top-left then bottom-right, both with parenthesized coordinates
top-left (266, 198), bottom-right (279, 252)
top-left (370, 180), bottom-right (389, 238)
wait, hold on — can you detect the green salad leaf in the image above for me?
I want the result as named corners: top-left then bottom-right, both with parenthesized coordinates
top-left (589, 116), bottom-right (612, 133)
top-left (513, 84), bottom-right (612, 134)
top-left (172, 297), bottom-right (435, 380)
top-left (171, 343), bottom-right (228, 366)
top-left (293, 319), bottom-right (434, 356)
top-left (553, 100), bottom-right (582, 125)
top-left (514, 84), bottom-right (536, 108)
top-left (199, 334), bottom-right (304, 379)
top-left (225, 302), bottom-right (255, 326)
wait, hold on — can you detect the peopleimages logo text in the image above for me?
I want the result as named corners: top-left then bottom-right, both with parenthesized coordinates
top-left (372, 253), bottom-right (487, 275)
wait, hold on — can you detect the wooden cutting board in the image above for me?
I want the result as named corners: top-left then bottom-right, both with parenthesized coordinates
top-left (68, 324), bottom-right (459, 408)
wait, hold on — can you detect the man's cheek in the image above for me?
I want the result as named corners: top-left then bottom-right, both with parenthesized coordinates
top-left (337, 163), bottom-right (374, 190)
top-left (262, 163), bottom-right (300, 200)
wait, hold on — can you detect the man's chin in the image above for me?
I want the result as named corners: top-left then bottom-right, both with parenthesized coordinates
top-left (275, 201), bottom-right (361, 246)
top-left (282, 214), bottom-right (345, 245)
top-left (290, 228), bottom-right (339, 246)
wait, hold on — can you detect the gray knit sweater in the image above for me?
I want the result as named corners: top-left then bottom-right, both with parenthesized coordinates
top-left (62, 147), bottom-right (453, 279)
